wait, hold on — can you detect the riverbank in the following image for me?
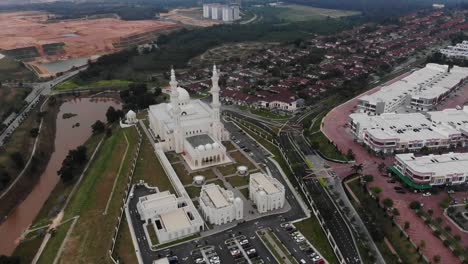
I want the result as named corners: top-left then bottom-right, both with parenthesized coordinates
top-left (0, 96), bottom-right (121, 256)
top-left (0, 96), bottom-right (59, 223)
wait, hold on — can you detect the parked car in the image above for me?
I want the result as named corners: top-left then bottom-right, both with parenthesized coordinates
top-left (422, 192), bottom-right (432, 197)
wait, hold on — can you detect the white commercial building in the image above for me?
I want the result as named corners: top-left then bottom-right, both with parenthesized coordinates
top-left (136, 190), bottom-right (204, 243)
top-left (349, 108), bottom-right (468, 154)
top-left (357, 64), bottom-right (468, 115)
top-left (249, 172), bottom-right (285, 213)
top-left (199, 183), bottom-right (243, 225)
top-left (203, 4), bottom-right (240, 22)
top-left (440, 41), bottom-right (468, 60)
top-left (393, 152), bottom-right (468, 188)
top-left (149, 66), bottom-right (230, 170)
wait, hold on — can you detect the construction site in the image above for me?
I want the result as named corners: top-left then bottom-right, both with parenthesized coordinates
top-left (0, 11), bottom-right (180, 77)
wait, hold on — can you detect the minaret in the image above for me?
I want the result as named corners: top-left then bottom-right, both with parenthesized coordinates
top-left (170, 68), bottom-right (183, 153)
top-left (211, 64), bottom-right (224, 141)
top-left (211, 64), bottom-right (221, 121)
top-left (170, 68), bottom-right (181, 123)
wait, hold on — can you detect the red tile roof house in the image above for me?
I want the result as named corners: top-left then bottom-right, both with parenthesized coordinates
top-left (256, 87), bottom-right (298, 111)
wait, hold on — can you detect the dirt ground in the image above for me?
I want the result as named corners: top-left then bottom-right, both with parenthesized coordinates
top-left (321, 72), bottom-right (468, 263)
top-left (160, 8), bottom-right (220, 27)
top-left (0, 11), bottom-right (178, 63)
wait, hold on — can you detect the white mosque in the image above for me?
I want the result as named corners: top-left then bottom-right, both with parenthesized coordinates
top-left (148, 66), bottom-right (230, 170)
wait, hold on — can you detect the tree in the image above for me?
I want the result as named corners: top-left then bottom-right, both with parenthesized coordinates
top-left (382, 197), bottom-right (394, 208)
top-left (346, 149), bottom-right (355, 160)
top-left (433, 255), bottom-right (441, 263)
top-left (393, 208), bottom-right (400, 216)
top-left (419, 240), bottom-right (426, 251)
top-left (106, 106), bottom-right (122, 123)
top-left (9, 152), bottom-right (24, 169)
top-left (435, 217), bottom-right (442, 224)
top-left (351, 163), bottom-right (363, 174)
top-left (57, 145), bottom-right (88, 183)
top-left (91, 120), bottom-right (105, 134)
top-left (404, 221), bottom-right (410, 230)
top-left (30, 128), bottom-right (39, 137)
top-left (0, 255), bottom-right (20, 264)
top-left (444, 226), bottom-right (452, 233)
top-left (363, 175), bottom-right (374, 182)
top-left (378, 162), bottom-right (386, 172)
top-left (427, 209), bottom-right (434, 217)
top-left (409, 201), bottom-right (421, 210)
top-left (370, 186), bottom-right (382, 195)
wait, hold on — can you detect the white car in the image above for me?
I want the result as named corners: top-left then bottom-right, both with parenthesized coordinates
top-left (295, 237), bottom-right (305, 243)
top-left (422, 192), bottom-right (432, 197)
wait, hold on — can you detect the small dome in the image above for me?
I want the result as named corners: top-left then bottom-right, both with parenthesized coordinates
top-left (205, 143), bottom-right (212, 150)
top-left (126, 110), bottom-right (136, 118)
top-left (197, 145), bottom-right (205, 151)
top-left (259, 190), bottom-right (266, 196)
top-left (212, 142), bottom-right (220, 148)
top-left (177, 87), bottom-right (190, 102)
top-left (193, 175), bottom-right (205, 185)
top-left (237, 166), bottom-right (248, 173)
top-left (234, 197), bottom-right (242, 203)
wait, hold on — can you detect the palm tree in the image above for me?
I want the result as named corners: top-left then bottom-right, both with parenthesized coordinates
top-left (433, 255), bottom-right (441, 264)
top-left (404, 221), bottom-right (410, 230)
top-left (351, 163), bottom-right (363, 174)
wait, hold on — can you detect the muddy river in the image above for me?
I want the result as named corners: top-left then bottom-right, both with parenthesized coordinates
top-left (0, 97), bottom-right (121, 255)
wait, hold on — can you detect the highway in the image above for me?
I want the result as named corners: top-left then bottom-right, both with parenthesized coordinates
top-left (225, 109), bottom-right (362, 264)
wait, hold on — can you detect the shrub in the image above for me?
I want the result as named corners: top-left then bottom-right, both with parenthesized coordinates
top-left (443, 240), bottom-right (451, 247)
top-left (363, 175), bottom-right (374, 182)
top-left (433, 230), bottom-right (441, 237)
top-left (409, 201), bottom-right (421, 210)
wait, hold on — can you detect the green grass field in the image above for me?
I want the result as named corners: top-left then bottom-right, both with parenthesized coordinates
top-left (36, 127), bottom-right (139, 264)
top-left (0, 58), bottom-right (36, 81)
top-left (252, 4), bottom-right (361, 23)
top-left (54, 79), bottom-right (133, 91)
top-left (227, 175), bottom-right (250, 188)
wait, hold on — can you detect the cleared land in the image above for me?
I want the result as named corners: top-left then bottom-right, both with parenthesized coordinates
top-left (0, 11), bottom-right (178, 64)
top-left (160, 8), bottom-right (219, 27)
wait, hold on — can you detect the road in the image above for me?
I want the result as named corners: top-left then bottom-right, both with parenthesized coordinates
top-left (0, 69), bottom-right (83, 146)
top-left (127, 119), bottom-right (324, 264)
top-left (225, 109), bottom-right (363, 264)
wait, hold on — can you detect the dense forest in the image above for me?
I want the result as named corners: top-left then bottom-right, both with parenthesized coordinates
top-left (76, 17), bottom-right (351, 83)
top-left (0, 0), bottom-right (197, 20)
top-left (281, 0), bottom-right (466, 17)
